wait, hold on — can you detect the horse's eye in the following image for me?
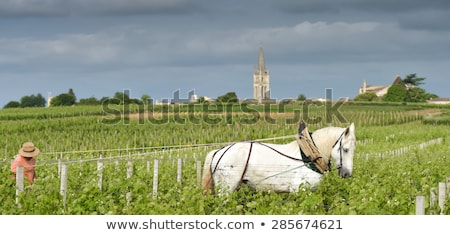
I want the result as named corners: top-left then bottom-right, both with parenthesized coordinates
top-left (343, 148), bottom-right (349, 153)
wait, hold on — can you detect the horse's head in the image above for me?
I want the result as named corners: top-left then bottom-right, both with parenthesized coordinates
top-left (331, 123), bottom-right (356, 178)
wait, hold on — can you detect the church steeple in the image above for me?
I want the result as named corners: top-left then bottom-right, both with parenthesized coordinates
top-left (253, 45), bottom-right (270, 102)
top-left (257, 46), bottom-right (265, 72)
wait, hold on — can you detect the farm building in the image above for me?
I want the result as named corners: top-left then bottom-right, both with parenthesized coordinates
top-left (358, 75), bottom-right (405, 97)
top-left (427, 97), bottom-right (450, 105)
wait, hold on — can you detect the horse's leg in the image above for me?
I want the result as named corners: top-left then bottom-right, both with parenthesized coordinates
top-left (202, 150), bottom-right (216, 195)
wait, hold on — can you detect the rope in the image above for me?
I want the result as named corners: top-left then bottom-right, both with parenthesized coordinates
top-left (37, 134), bottom-right (298, 156)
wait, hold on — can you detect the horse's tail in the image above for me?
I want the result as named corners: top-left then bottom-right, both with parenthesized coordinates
top-left (202, 150), bottom-right (216, 195)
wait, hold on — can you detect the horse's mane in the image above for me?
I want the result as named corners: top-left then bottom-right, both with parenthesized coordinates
top-left (311, 126), bottom-right (346, 160)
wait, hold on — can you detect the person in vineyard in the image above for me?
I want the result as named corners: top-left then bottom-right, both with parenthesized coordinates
top-left (11, 142), bottom-right (40, 185)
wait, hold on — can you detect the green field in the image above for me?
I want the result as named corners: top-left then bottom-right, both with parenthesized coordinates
top-left (0, 102), bottom-right (449, 215)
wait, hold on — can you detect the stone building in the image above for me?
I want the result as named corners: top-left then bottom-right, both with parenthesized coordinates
top-left (358, 75), bottom-right (403, 97)
top-left (253, 46), bottom-right (270, 102)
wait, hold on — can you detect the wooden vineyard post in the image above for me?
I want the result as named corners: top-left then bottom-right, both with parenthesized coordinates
top-left (58, 158), bottom-right (62, 178)
top-left (196, 160), bottom-right (202, 187)
top-left (60, 164), bottom-right (68, 210)
top-left (127, 161), bottom-right (133, 178)
top-left (415, 195), bottom-right (425, 215)
top-left (15, 166), bottom-right (24, 208)
top-left (97, 160), bottom-right (104, 190)
top-left (177, 158), bottom-right (182, 184)
top-left (447, 176), bottom-right (450, 195)
top-left (79, 156), bottom-right (83, 177)
top-left (438, 182), bottom-right (446, 215)
top-left (153, 159), bottom-right (159, 199)
top-left (430, 187), bottom-right (437, 214)
top-left (126, 161), bottom-right (133, 205)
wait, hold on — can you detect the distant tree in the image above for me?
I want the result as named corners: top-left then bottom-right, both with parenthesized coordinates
top-left (297, 94), bottom-right (307, 101)
top-left (20, 93), bottom-right (46, 107)
top-left (354, 92), bottom-right (378, 102)
top-left (405, 87), bottom-right (438, 102)
top-left (217, 92), bottom-right (239, 103)
top-left (113, 92), bottom-right (130, 104)
top-left (383, 84), bottom-right (407, 102)
top-left (68, 88), bottom-right (77, 102)
top-left (141, 94), bottom-right (151, 104)
top-left (100, 96), bottom-right (110, 104)
top-left (129, 98), bottom-right (142, 104)
top-left (78, 97), bottom-right (101, 105)
top-left (402, 73), bottom-right (425, 87)
top-left (50, 93), bottom-right (76, 106)
top-left (388, 73), bottom-right (438, 103)
top-left (109, 91), bottom-right (142, 105)
top-left (3, 101), bottom-right (21, 108)
top-left (424, 92), bottom-right (439, 100)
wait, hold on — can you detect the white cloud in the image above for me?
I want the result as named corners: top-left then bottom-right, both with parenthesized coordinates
top-left (1, 20), bottom-right (449, 70)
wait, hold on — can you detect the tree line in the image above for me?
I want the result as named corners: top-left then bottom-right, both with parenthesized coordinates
top-left (2, 90), bottom-right (241, 109)
top-left (3, 89), bottom-right (152, 108)
top-left (2, 73), bottom-right (439, 109)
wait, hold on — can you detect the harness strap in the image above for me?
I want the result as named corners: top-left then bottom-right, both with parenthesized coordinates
top-left (210, 143), bottom-right (236, 175)
top-left (237, 142), bottom-right (253, 188)
top-left (209, 142), bottom-right (254, 191)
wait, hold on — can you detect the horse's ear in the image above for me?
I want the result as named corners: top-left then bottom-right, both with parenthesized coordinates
top-left (345, 123), bottom-right (355, 136)
top-left (298, 120), bottom-right (306, 136)
top-left (346, 122), bottom-right (355, 135)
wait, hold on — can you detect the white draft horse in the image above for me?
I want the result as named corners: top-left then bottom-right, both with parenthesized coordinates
top-left (202, 122), bottom-right (356, 195)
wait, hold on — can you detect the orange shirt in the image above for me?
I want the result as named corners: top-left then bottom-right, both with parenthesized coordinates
top-left (11, 155), bottom-right (36, 185)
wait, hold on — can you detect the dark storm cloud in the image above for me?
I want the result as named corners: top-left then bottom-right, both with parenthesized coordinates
top-left (0, 0), bottom-right (67, 17)
top-left (0, 0), bottom-right (448, 107)
top-left (0, 0), bottom-right (205, 17)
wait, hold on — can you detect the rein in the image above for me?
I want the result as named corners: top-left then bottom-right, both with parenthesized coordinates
top-left (332, 131), bottom-right (345, 170)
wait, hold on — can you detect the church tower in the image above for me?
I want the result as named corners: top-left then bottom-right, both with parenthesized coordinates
top-left (253, 46), bottom-right (270, 102)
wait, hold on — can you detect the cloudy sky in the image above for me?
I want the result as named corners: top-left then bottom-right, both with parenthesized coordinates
top-left (0, 0), bottom-right (449, 107)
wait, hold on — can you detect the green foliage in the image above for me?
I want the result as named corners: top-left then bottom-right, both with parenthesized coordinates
top-left (141, 94), bottom-right (151, 104)
top-left (383, 84), bottom-right (407, 102)
top-left (372, 74), bottom-right (439, 103)
top-left (353, 92), bottom-right (378, 102)
top-left (3, 101), bottom-right (21, 108)
top-left (50, 88), bottom-right (77, 106)
top-left (402, 73), bottom-right (425, 86)
top-left (78, 97), bottom-right (101, 105)
top-left (297, 94), bottom-right (307, 101)
top-left (51, 93), bottom-right (76, 106)
top-left (20, 93), bottom-right (46, 107)
top-left (217, 92), bottom-right (239, 103)
top-left (108, 91), bottom-right (142, 105)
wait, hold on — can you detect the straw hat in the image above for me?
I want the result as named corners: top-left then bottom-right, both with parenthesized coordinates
top-left (19, 142), bottom-right (40, 158)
